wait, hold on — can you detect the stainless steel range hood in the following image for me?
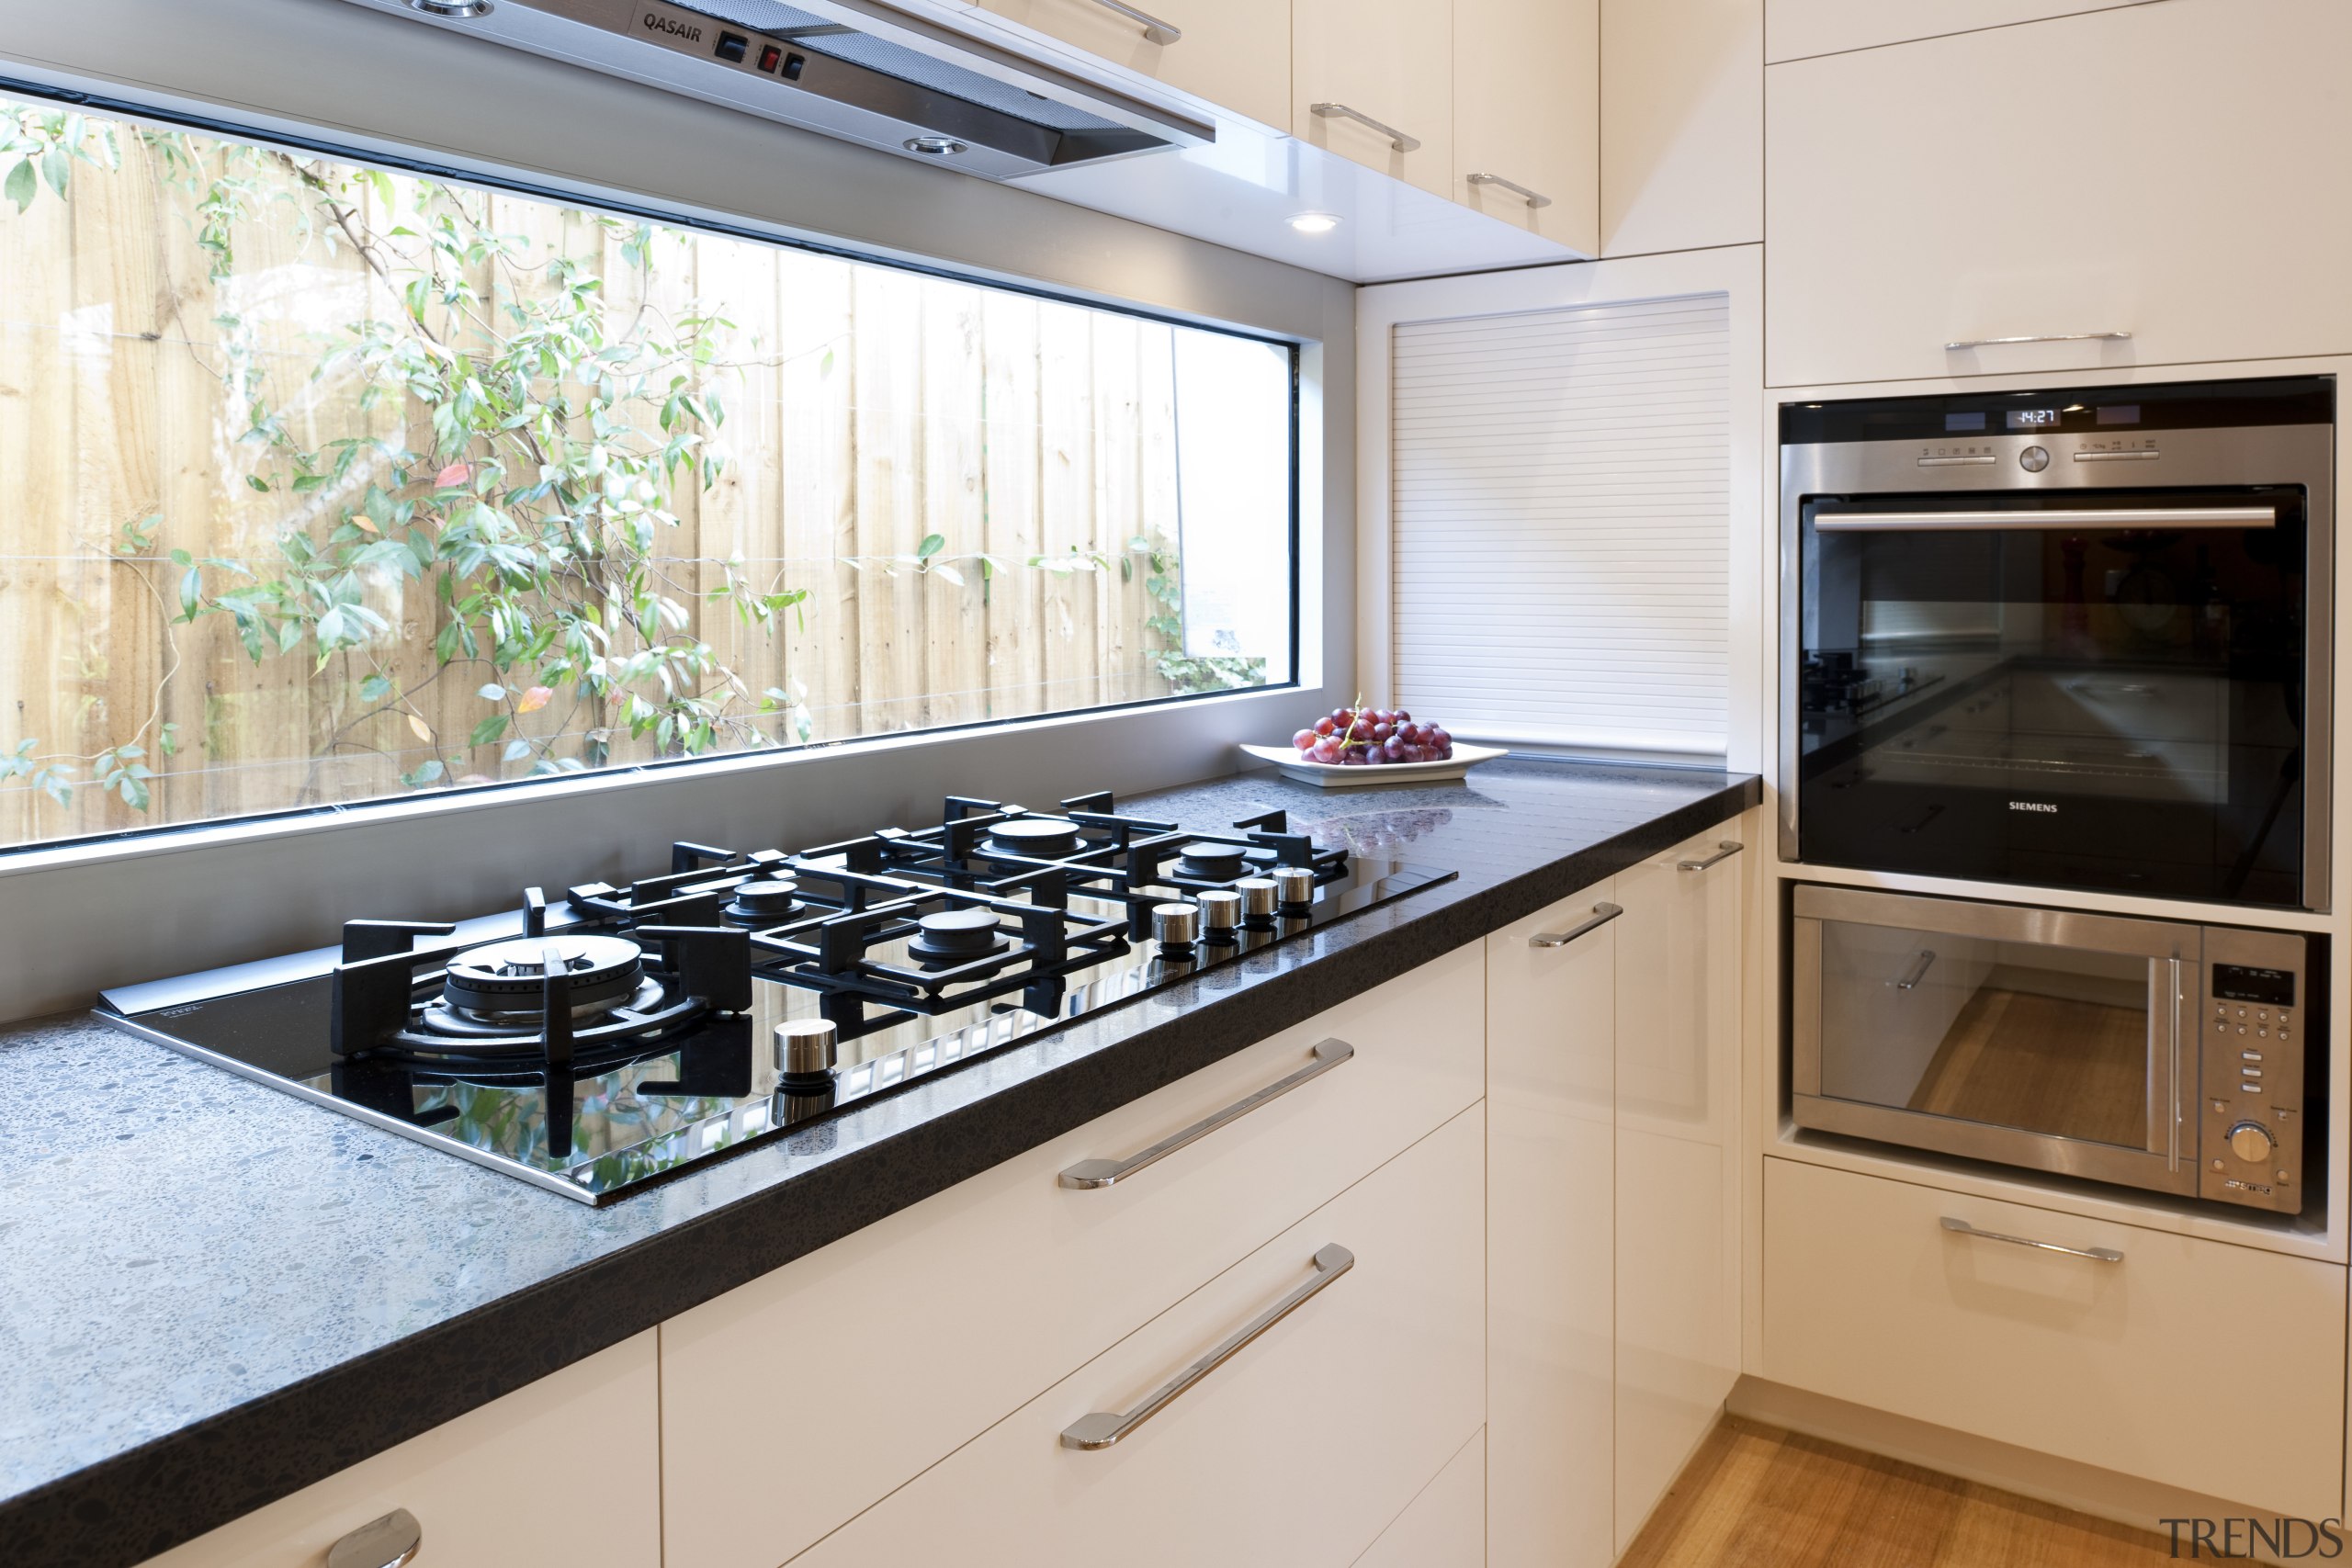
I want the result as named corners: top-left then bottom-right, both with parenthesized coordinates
top-left (335, 0), bottom-right (1214, 179)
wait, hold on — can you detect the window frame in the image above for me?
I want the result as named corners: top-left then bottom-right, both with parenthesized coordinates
top-left (0, 48), bottom-right (1343, 1023)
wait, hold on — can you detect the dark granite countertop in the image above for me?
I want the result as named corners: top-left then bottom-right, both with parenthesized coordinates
top-left (0, 758), bottom-right (1758, 1568)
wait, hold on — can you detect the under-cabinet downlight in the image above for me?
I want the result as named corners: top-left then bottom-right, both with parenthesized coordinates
top-left (904, 137), bottom-right (969, 157)
top-left (1286, 212), bottom-right (1340, 234)
top-left (409, 0), bottom-right (495, 15)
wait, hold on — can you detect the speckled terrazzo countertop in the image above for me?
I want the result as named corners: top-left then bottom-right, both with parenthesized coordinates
top-left (0, 758), bottom-right (1758, 1568)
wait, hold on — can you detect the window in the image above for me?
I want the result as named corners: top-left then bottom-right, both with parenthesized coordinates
top-left (0, 99), bottom-right (1295, 850)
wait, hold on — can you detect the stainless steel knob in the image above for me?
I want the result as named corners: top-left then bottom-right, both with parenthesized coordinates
top-left (328, 1510), bottom-right (422, 1568)
top-left (1152, 901), bottom-right (1200, 947)
top-left (1237, 877), bottom-right (1279, 925)
top-left (776, 1017), bottom-right (839, 1079)
top-left (1272, 865), bottom-right (1317, 911)
top-left (2227, 1121), bottom-right (2275, 1163)
top-left (1198, 889), bottom-right (1241, 939)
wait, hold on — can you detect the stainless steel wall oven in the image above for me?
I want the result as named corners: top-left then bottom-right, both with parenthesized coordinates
top-left (1780, 377), bottom-right (2334, 909)
top-left (1792, 885), bottom-right (2317, 1215)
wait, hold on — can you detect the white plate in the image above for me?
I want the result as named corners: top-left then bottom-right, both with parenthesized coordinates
top-left (1238, 740), bottom-right (1509, 789)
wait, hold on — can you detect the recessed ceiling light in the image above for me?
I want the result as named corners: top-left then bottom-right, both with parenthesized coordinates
top-left (1286, 212), bottom-right (1340, 235)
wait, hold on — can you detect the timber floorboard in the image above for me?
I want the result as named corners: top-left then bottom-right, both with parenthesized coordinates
top-left (1618, 1417), bottom-right (2192, 1568)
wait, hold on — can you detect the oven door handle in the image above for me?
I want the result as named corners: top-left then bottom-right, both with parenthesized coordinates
top-left (1815, 506), bottom-right (2277, 532)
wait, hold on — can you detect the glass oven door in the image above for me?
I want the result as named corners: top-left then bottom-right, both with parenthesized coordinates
top-left (1791, 886), bottom-right (2199, 1196)
top-left (1792, 488), bottom-right (2312, 905)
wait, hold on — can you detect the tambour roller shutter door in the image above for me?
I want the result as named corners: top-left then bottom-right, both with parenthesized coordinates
top-left (1391, 294), bottom-right (1731, 758)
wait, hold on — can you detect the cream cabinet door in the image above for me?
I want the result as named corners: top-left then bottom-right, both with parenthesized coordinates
top-left (1354, 1429), bottom-right (1487, 1568)
top-left (1453, 0), bottom-right (1598, 251)
top-left (1611, 823), bottom-right (1744, 1550)
top-left (1766, 0), bottom-right (2165, 62)
top-left (1294, 0), bottom-right (1453, 197)
top-left (1484, 881), bottom-right (1617, 1568)
top-left (1766, 0), bottom-right (2352, 387)
top-left (787, 1106), bottom-right (1487, 1568)
top-left (138, 1335), bottom-right (660, 1568)
top-left (971, 0), bottom-right (1291, 129)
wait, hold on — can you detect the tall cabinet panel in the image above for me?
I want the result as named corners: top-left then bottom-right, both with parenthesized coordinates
top-left (967, 0), bottom-right (1292, 130)
top-left (1293, 0), bottom-right (1454, 197)
top-left (1611, 825), bottom-right (1745, 1550)
top-left (1600, 0), bottom-right (1761, 257)
top-left (1486, 882), bottom-right (1619, 1568)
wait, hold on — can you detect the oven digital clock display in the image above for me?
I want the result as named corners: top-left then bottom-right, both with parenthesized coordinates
top-left (2005, 408), bottom-right (2063, 430)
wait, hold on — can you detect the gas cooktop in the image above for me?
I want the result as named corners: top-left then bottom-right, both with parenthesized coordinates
top-left (97, 792), bottom-right (1453, 1202)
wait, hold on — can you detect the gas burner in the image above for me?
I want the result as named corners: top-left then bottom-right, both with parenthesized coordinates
top-left (441, 935), bottom-right (646, 1023)
top-left (1173, 840), bottom-right (1274, 882)
top-left (725, 877), bottom-right (803, 925)
top-left (904, 907), bottom-right (1012, 967)
top-left (981, 816), bottom-right (1084, 862)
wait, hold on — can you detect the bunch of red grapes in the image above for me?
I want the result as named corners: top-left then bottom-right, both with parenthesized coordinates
top-left (1292, 703), bottom-right (1454, 767)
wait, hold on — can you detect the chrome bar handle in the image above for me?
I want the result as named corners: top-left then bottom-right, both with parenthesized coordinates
top-left (1061, 1245), bottom-right (1355, 1450)
top-left (1944, 331), bottom-right (2133, 350)
top-left (1466, 171), bottom-right (1552, 209)
top-left (1311, 102), bottom-right (1421, 152)
top-left (1940, 1216), bottom-right (2123, 1264)
top-left (1817, 507), bottom-right (2276, 533)
top-left (328, 1509), bottom-right (423, 1568)
top-left (1088, 0), bottom-right (1181, 44)
top-left (1059, 1039), bottom-right (1352, 1189)
top-left (1894, 949), bottom-right (1937, 991)
top-left (1678, 840), bottom-right (1745, 873)
top-left (2166, 956), bottom-right (2183, 1173)
top-left (1530, 902), bottom-right (1623, 949)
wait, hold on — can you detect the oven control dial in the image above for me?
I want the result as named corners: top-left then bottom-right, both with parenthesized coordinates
top-left (2227, 1122), bottom-right (2276, 1163)
top-left (2019, 445), bottom-right (2051, 471)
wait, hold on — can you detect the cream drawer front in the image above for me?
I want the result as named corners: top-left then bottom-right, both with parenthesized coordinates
top-left (139, 1334), bottom-right (659, 1568)
top-left (1765, 0), bottom-right (2163, 62)
top-left (1355, 1428), bottom-right (1487, 1568)
top-left (789, 1106), bottom-right (1487, 1568)
top-left (1762, 1157), bottom-right (2347, 1517)
top-left (1765, 0), bottom-right (2352, 388)
top-left (663, 944), bottom-right (1485, 1568)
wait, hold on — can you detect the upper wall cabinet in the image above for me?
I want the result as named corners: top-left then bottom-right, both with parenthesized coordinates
top-left (1454, 0), bottom-right (1599, 252)
top-left (1765, 0), bottom-right (2352, 389)
top-left (1601, 0), bottom-right (1761, 257)
top-left (1295, 0), bottom-right (1454, 197)
top-left (1765, 0), bottom-right (2164, 61)
top-left (969, 0), bottom-right (1291, 130)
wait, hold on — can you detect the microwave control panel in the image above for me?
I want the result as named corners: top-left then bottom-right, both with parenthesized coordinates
top-left (2198, 927), bottom-right (2311, 1214)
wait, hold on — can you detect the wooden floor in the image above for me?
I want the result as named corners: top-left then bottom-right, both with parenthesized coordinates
top-left (1618, 1418), bottom-right (2188, 1568)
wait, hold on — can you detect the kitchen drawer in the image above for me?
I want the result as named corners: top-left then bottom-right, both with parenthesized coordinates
top-left (1762, 1156), bottom-right (2347, 1517)
top-left (787, 1106), bottom-right (1487, 1567)
top-left (1765, 0), bottom-right (2162, 62)
top-left (662, 943), bottom-right (1485, 1568)
top-left (138, 1334), bottom-right (659, 1568)
top-left (967, 0), bottom-right (1290, 130)
top-left (1765, 0), bottom-right (2352, 388)
top-left (1355, 1428), bottom-right (1486, 1568)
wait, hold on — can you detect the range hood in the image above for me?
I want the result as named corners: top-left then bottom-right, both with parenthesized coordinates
top-left (337, 0), bottom-right (1214, 179)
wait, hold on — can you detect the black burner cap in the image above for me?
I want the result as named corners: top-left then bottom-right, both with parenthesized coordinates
top-left (1176, 841), bottom-right (1248, 880)
top-left (906, 907), bottom-right (1007, 964)
top-left (726, 877), bottom-right (801, 921)
top-left (986, 817), bottom-right (1082, 861)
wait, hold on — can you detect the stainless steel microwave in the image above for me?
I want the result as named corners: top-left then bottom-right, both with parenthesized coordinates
top-left (1791, 885), bottom-right (2312, 1214)
top-left (1780, 376), bottom-right (2334, 910)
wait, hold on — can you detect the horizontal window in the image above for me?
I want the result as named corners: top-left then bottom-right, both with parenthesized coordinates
top-left (0, 96), bottom-right (1297, 851)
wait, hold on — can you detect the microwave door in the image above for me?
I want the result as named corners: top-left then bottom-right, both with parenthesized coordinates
top-left (1791, 887), bottom-right (2200, 1197)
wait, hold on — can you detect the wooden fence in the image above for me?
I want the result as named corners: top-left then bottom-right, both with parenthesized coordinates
top-left (0, 132), bottom-right (1188, 845)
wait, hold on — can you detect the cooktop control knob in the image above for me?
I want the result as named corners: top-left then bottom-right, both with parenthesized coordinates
top-left (2227, 1121), bottom-right (2276, 1163)
top-left (1273, 865), bottom-right (1318, 914)
top-left (1237, 877), bottom-right (1280, 928)
top-left (1152, 901), bottom-right (1200, 951)
top-left (776, 1017), bottom-right (839, 1085)
top-left (1197, 889), bottom-right (1242, 942)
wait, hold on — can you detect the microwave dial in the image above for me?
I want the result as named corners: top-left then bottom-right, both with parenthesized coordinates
top-left (2226, 1122), bottom-right (2276, 1163)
